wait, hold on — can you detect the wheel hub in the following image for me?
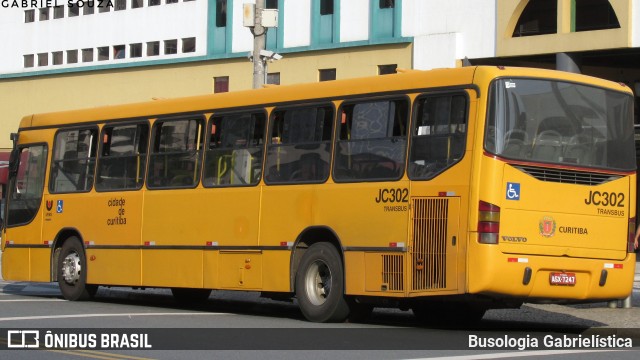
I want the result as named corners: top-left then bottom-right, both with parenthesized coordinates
top-left (61, 252), bottom-right (81, 285)
top-left (305, 260), bottom-right (332, 306)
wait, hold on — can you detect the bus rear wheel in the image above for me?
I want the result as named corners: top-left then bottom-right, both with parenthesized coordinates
top-left (295, 243), bottom-right (349, 323)
top-left (57, 237), bottom-right (97, 301)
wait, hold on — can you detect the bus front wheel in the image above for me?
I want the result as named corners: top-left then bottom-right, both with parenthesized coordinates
top-left (57, 237), bottom-right (97, 301)
top-left (295, 243), bottom-right (349, 322)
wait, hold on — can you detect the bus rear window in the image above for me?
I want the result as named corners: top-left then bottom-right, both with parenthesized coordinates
top-left (485, 79), bottom-right (635, 171)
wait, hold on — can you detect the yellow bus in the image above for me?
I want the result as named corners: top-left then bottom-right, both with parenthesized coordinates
top-left (1, 66), bottom-right (636, 323)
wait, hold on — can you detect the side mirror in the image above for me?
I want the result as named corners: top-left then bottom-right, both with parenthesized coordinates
top-left (8, 133), bottom-right (19, 176)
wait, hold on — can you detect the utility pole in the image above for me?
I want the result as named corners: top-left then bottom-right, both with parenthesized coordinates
top-left (252, 0), bottom-right (266, 89)
top-left (245, 1), bottom-right (280, 88)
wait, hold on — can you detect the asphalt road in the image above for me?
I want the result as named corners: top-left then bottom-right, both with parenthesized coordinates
top-left (0, 253), bottom-right (638, 360)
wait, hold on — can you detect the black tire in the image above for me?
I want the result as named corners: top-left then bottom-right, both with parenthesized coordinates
top-left (57, 237), bottom-right (97, 301)
top-left (295, 243), bottom-right (349, 322)
top-left (171, 288), bottom-right (212, 305)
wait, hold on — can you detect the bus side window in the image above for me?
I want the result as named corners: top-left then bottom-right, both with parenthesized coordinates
top-left (147, 117), bottom-right (204, 189)
top-left (264, 105), bottom-right (333, 184)
top-left (96, 123), bottom-right (149, 191)
top-left (333, 98), bottom-right (408, 181)
top-left (202, 111), bottom-right (265, 187)
top-left (50, 128), bottom-right (98, 193)
top-left (408, 93), bottom-right (468, 180)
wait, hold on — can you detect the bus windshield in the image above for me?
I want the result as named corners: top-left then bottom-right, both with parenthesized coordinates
top-left (485, 78), bottom-right (635, 172)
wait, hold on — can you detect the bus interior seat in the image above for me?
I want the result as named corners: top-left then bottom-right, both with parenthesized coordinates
top-left (537, 116), bottom-right (579, 137)
top-left (532, 130), bottom-right (563, 162)
top-left (563, 134), bottom-right (594, 165)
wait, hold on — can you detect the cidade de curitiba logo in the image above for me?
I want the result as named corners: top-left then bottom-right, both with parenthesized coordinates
top-left (539, 216), bottom-right (556, 238)
top-left (1, 0), bottom-right (114, 9)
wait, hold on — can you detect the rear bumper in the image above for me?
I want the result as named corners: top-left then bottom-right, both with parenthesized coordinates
top-left (468, 244), bottom-right (636, 301)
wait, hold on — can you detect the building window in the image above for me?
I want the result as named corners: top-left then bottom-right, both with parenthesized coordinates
top-left (82, 48), bottom-right (94, 62)
top-left (182, 38), bottom-right (196, 53)
top-left (265, 0), bottom-right (281, 50)
top-left (69, 3), bottom-right (80, 16)
top-left (319, 68), bottom-right (336, 81)
top-left (164, 39), bottom-right (177, 54)
top-left (320, 0), bottom-right (333, 15)
top-left (372, 0), bottom-right (399, 39)
top-left (216, 0), bottom-right (227, 27)
top-left (83, 2), bottom-right (95, 15)
top-left (214, 76), bottom-right (229, 93)
top-left (24, 55), bottom-right (34, 68)
top-left (113, 45), bottom-right (126, 59)
top-left (378, 64), bottom-right (397, 75)
top-left (266, 0), bottom-right (277, 9)
top-left (166, 0), bottom-right (178, 3)
top-left (132, 0), bottom-right (143, 8)
top-left (115, 0), bottom-right (126, 10)
top-left (39, 8), bottom-right (49, 21)
top-left (25, 10), bottom-right (35, 23)
top-left (53, 6), bottom-right (64, 19)
top-left (37, 53), bottom-right (48, 67)
top-left (513, 0), bottom-right (557, 37)
top-left (130, 43), bottom-right (142, 58)
top-left (267, 72), bottom-right (280, 85)
top-left (52, 51), bottom-right (63, 65)
top-left (315, 0), bottom-right (338, 44)
top-left (147, 41), bottom-right (160, 56)
top-left (575, 0), bottom-right (620, 32)
top-left (149, 0), bottom-right (160, 5)
top-left (98, 46), bottom-right (109, 61)
top-left (99, 1), bottom-right (111, 12)
top-left (67, 50), bottom-right (78, 64)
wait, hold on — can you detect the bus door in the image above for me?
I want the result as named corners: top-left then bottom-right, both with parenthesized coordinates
top-left (2, 140), bottom-right (48, 282)
top-left (199, 111), bottom-right (265, 290)
top-left (142, 117), bottom-right (208, 288)
top-left (310, 98), bottom-right (413, 295)
top-left (405, 91), bottom-right (475, 294)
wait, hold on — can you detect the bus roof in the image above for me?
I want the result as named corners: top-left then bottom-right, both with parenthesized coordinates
top-left (19, 66), bottom-right (631, 130)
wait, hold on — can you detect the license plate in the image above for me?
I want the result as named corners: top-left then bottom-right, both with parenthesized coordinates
top-left (549, 272), bottom-right (576, 286)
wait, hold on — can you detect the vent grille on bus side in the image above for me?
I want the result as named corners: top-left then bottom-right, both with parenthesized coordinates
top-left (411, 198), bottom-right (448, 291)
top-left (513, 165), bottom-right (620, 185)
top-left (382, 254), bottom-right (404, 291)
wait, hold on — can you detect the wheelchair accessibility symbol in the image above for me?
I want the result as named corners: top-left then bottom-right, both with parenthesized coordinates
top-left (506, 182), bottom-right (520, 200)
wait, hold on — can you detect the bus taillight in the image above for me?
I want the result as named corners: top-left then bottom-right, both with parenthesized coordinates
top-left (628, 217), bottom-right (636, 253)
top-left (478, 201), bottom-right (500, 244)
